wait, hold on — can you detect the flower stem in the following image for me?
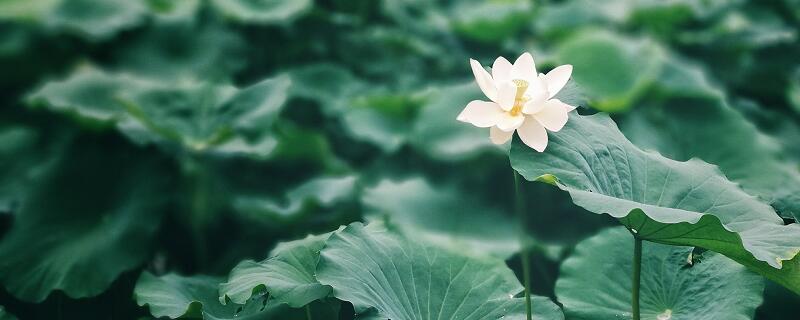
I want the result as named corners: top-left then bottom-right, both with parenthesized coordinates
top-left (632, 236), bottom-right (642, 320)
top-left (513, 170), bottom-right (533, 320)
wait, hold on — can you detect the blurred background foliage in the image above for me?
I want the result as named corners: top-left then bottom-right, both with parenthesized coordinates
top-left (0, 0), bottom-right (799, 319)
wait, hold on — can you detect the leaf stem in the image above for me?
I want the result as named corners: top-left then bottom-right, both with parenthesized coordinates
top-left (632, 236), bottom-right (642, 320)
top-left (182, 154), bottom-right (212, 269)
top-left (513, 170), bottom-right (533, 320)
top-left (305, 304), bottom-right (313, 320)
top-left (57, 293), bottom-right (63, 320)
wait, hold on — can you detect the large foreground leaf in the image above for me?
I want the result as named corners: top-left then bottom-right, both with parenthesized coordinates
top-left (222, 222), bottom-right (562, 319)
top-left (0, 137), bottom-right (168, 302)
top-left (316, 223), bottom-right (564, 320)
top-left (510, 113), bottom-right (800, 294)
top-left (556, 227), bottom-right (764, 320)
top-left (135, 272), bottom-right (338, 319)
top-left (362, 178), bottom-right (519, 258)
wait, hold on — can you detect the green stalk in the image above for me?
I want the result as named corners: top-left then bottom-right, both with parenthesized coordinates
top-left (183, 154), bottom-right (211, 269)
top-left (513, 171), bottom-right (533, 320)
top-left (305, 304), bottom-right (313, 320)
top-left (632, 236), bottom-right (642, 320)
top-left (57, 294), bottom-right (63, 320)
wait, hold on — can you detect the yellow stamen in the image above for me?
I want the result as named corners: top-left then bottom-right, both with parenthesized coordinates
top-left (510, 79), bottom-right (529, 116)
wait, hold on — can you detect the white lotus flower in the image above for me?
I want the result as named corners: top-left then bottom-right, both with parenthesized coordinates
top-left (457, 52), bottom-right (576, 152)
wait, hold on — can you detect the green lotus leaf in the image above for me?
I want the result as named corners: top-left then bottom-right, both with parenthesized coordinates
top-left (0, 137), bottom-right (168, 302)
top-left (735, 100), bottom-right (800, 166)
top-left (291, 64), bottom-right (444, 156)
top-left (339, 90), bottom-right (425, 153)
top-left (135, 272), bottom-right (338, 319)
top-left (629, 2), bottom-right (694, 35)
top-left (0, 0), bottom-right (58, 20)
top-left (790, 68), bottom-right (800, 115)
top-left (145, 0), bottom-right (201, 20)
top-left (379, 0), bottom-right (449, 36)
top-left (44, 0), bottom-right (147, 40)
top-left (112, 19), bottom-right (245, 81)
top-left (266, 121), bottom-right (345, 169)
top-left (410, 82), bottom-right (503, 161)
top-left (0, 0), bottom-right (197, 25)
top-left (288, 64), bottom-right (364, 111)
top-left (621, 59), bottom-right (800, 220)
top-left (117, 74), bottom-right (290, 158)
top-left (0, 305), bottom-right (17, 320)
top-left (289, 64), bottom-right (423, 154)
top-left (316, 222), bottom-right (565, 320)
top-left (681, 9), bottom-right (796, 50)
top-left (556, 227), bottom-right (764, 320)
top-left (677, 10), bottom-right (796, 94)
top-left (534, 0), bottom-right (621, 37)
top-left (220, 229), bottom-right (341, 307)
top-left (756, 281), bottom-right (800, 319)
top-left (28, 68), bottom-right (290, 160)
top-left (362, 178), bottom-right (519, 259)
top-left (210, 0), bottom-right (312, 24)
top-left (380, 0), bottom-right (531, 44)
top-left (649, 55), bottom-right (722, 99)
top-left (630, 0), bottom-right (744, 34)
top-left (0, 125), bottom-right (67, 213)
top-left (333, 26), bottom-right (455, 81)
top-left (649, 0), bottom-right (742, 20)
top-left (26, 67), bottom-right (134, 123)
top-left (510, 113), bottom-right (800, 294)
top-left (233, 175), bottom-right (358, 223)
top-left (450, 0), bottom-right (533, 43)
top-left (555, 30), bottom-right (665, 112)
top-left (535, 0), bottom-right (741, 37)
